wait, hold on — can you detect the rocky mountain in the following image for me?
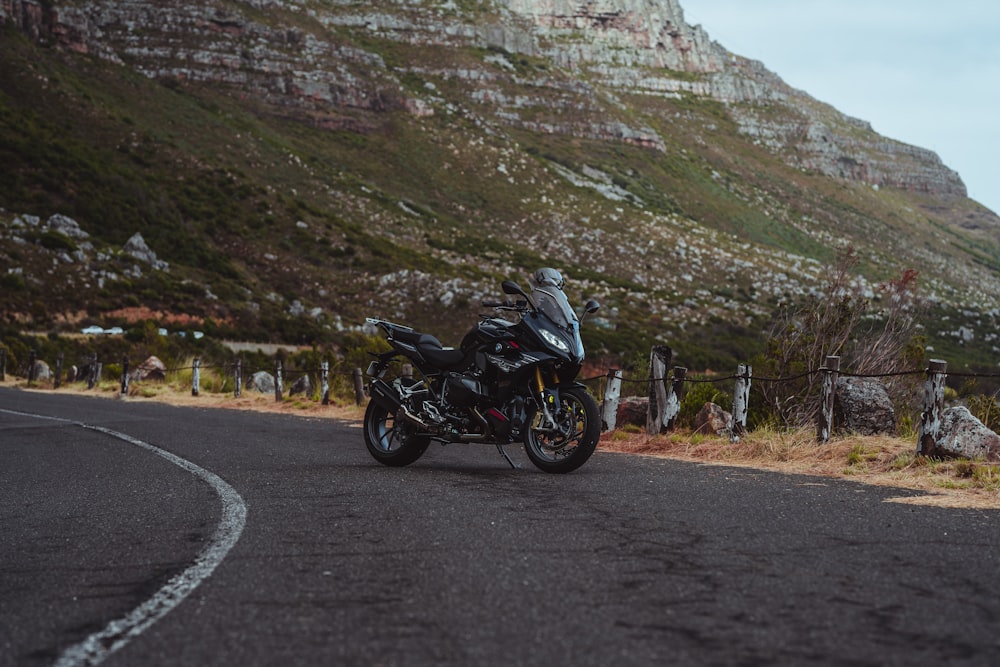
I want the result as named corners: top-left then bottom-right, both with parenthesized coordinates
top-left (2, 0), bottom-right (999, 368)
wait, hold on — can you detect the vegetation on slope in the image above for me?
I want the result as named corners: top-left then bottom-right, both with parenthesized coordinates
top-left (2, 20), bottom-right (1000, 388)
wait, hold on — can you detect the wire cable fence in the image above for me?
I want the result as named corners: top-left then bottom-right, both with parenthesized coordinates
top-left (592, 366), bottom-right (1000, 388)
top-left (586, 349), bottom-right (999, 454)
top-left (8, 345), bottom-right (999, 455)
top-left (11, 349), bottom-right (372, 406)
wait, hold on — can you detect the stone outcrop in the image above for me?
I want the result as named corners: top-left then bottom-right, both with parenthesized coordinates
top-left (0, 0), bottom-right (967, 198)
top-left (30, 359), bottom-right (52, 381)
top-left (834, 377), bottom-right (896, 436)
top-left (123, 233), bottom-right (169, 271)
top-left (693, 402), bottom-right (732, 437)
top-left (501, 0), bottom-right (726, 74)
top-left (132, 355), bottom-right (167, 382)
top-left (935, 407), bottom-right (1000, 461)
top-left (247, 370), bottom-right (275, 394)
top-left (616, 396), bottom-right (649, 429)
top-left (45, 214), bottom-right (90, 240)
top-left (735, 110), bottom-right (966, 197)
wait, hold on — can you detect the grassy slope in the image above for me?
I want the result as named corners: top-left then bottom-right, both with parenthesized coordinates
top-left (2, 22), bottom-right (1000, 379)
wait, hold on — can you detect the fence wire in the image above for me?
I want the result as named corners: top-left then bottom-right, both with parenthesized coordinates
top-left (592, 364), bottom-right (994, 388)
top-left (15, 346), bottom-right (1000, 416)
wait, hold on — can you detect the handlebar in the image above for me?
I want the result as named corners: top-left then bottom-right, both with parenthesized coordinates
top-left (481, 299), bottom-right (528, 311)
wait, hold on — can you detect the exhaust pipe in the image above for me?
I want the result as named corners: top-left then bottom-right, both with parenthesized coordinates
top-left (369, 378), bottom-right (435, 431)
top-left (370, 378), bottom-right (493, 440)
top-left (369, 377), bottom-right (402, 413)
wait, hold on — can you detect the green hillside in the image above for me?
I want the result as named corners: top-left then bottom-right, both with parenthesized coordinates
top-left (2, 17), bottom-right (999, 376)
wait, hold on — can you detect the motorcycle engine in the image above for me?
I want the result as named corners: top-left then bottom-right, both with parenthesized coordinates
top-left (444, 373), bottom-right (489, 406)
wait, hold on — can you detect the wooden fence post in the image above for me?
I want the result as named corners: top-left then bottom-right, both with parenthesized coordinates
top-left (646, 345), bottom-right (672, 435)
top-left (274, 359), bottom-right (283, 402)
top-left (27, 349), bottom-right (37, 385)
top-left (55, 352), bottom-right (64, 389)
top-left (918, 359), bottom-right (948, 456)
top-left (0, 348), bottom-right (5, 381)
top-left (87, 353), bottom-right (98, 389)
top-left (353, 367), bottom-right (366, 406)
top-left (192, 358), bottom-right (201, 397)
top-left (602, 369), bottom-right (623, 432)
top-left (234, 358), bottom-right (242, 398)
top-left (120, 355), bottom-right (130, 397)
top-left (731, 364), bottom-right (752, 442)
top-left (817, 355), bottom-right (841, 443)
top-left (663, 366), bottom-right (686, 431)
top-left (321, 361), bottom-right (330, 405)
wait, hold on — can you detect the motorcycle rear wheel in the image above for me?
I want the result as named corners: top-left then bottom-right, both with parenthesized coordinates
top-left (523, 385), bottom-right (600, 474)
top-left (363, 400), bottom-right (431, 467)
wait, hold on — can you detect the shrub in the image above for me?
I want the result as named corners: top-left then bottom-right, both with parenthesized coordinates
top-left (967, 393), bottom-right (1000, 431)
top-left (756, 246), bottom-right (925, 428)
top-left (38, 230), bottom-right (77, 253)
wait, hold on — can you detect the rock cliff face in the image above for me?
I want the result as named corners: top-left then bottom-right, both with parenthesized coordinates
top-left (0, 0), bottom-right (966, 197)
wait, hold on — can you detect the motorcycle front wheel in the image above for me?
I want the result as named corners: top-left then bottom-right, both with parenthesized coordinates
top-left (523, 385), bottom-right (600, 474)
top-left (363, 400), bottom-right (431, 467)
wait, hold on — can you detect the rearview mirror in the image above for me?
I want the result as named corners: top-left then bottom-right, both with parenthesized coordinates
top-left (581, 299), bottom-right (600, 324)
top-left (502, 280), bottom-right (529, 299)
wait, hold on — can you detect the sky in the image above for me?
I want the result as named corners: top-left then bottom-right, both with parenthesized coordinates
top-left (681, 0), bottom-right (1000, 215)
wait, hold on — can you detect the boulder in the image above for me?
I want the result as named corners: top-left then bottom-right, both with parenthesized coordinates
top-left (123, 232), bottom-right (169, 270)
top-left (616, 397), bottom-right (648, 429)
top-left (30, 359), bottom-right (52, 381)
top-left (936, 406), bottom-right (1000, 461)
top-left (132, 355), bottom-right (167, 382)
top-left (834, 377), bottom-right (895, 435)
top-left (694, 402), bottom-right (732, 436)
top-left (46, 214), bottom-right (89, 239)
top-left (248, 371), bottom-right (275, 394)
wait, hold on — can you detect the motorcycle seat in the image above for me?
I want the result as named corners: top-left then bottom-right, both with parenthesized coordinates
top-left (393, 329), bottom-right (467, 369)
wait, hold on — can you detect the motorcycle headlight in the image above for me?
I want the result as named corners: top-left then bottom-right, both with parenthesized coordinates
top-left (540, 329), bottom-right (570, 353)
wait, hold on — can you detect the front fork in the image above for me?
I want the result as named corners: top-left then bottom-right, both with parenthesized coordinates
top-left (534, 367), bottom-right (562, 433)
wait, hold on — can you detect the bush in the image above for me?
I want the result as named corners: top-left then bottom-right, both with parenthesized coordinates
top-left (756, 246), bottom-right (925, 428)
top-left (968, 393), bottom-right (1000, 432)
top-left (38, 230), bottom-right (77, 253)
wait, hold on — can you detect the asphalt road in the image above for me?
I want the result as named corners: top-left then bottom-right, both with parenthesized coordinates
top-left (2, 386), bottom-right (1000, 666)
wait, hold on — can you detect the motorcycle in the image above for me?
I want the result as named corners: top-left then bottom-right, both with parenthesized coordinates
top-left (363, 268), bottom-right (602, 473)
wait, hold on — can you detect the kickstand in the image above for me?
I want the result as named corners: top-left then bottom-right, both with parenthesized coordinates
top-left (495, 443), bottom-right (520, 470)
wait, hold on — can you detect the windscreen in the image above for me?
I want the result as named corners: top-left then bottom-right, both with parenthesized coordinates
top-left (532, 287), bottom-right (578, 331)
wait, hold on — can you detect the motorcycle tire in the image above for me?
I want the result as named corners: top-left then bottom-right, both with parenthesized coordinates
top-left (523, 385), bottom-right (600, 474)
top-left (363, 399), bottom-right (431, 467)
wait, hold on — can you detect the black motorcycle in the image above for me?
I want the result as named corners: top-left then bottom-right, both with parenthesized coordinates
top-left (363, 268), bottom-right (602, 473)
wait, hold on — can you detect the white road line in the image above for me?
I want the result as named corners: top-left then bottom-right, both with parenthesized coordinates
top-left (0, 408), bottom-right (247, 666)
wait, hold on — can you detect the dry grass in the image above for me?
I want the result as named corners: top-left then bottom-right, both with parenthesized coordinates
top-left (4, 376), bottom-right (366, 425)
top-left (6, 377), bottom-right (998, 509)
top-left (600, 427), bottom-right (1000, 510)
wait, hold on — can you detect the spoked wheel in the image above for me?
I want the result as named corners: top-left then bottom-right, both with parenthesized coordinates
top-left (363, 400), bottom-right (431, 467)
top-left (523, 385), bottom-right (600, 474)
